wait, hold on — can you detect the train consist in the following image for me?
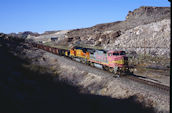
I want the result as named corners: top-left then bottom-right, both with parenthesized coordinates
top-left (33, 43), bottom-right (133, 75)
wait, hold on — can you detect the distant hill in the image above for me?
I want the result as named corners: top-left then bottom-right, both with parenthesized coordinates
top-left (8, 31), bottom-right (40, 38)
top-left (41, 30), bottom-right (61, 35)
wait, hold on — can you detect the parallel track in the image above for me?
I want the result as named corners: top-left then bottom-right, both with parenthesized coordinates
top-left (125, 75), bottom-right (170, 92)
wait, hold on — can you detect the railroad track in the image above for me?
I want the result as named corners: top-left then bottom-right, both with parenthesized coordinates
top-left (87, 63), bottom-right (170, 93)
top-left (5, 41), bottom-right (161, 94)
top-left (0, 39), bottom-right (170, 93)
top-left (124, 74), bottom-right (170, 92)
top-left (89, 65), bottom-right (170, 93)
top-left (31, 44), bottom-right (170, 93)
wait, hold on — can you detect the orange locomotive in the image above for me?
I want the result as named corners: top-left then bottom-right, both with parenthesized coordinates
top-left (70, 46), bottom-right (90, 63)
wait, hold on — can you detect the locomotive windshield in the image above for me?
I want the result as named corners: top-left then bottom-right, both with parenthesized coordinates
top-left (113, 51), bottom-right (125, 55)
top-left (113, 53), bottom-right (119, 55)
top-left (120, 51), bottom-right (125, 55)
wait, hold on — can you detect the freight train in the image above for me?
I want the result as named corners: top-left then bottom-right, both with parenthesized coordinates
top-left (33, 43), bottom-right (133, 76)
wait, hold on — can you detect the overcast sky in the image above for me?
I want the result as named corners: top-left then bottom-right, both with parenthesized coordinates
top-left (0, 0), bottom-right (170, 33)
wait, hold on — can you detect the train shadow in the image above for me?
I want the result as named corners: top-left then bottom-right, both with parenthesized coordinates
top-left (0, 41), bottom-right (155, 113)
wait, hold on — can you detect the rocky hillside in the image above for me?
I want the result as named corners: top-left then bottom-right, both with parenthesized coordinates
top-left (45, 6), bottom-right (170, 58)
top-left (105, 19), bottom-right (170, 56)
top-left (27, 6), bottom-right (170, 59)
top-left (64, 6), bottom-right (170, 47)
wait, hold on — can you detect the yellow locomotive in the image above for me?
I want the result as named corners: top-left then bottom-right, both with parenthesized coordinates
top-left (70, 46), bottom-right (90, 63)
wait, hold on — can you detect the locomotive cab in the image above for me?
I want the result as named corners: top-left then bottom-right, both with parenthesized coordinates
top-left (107, 50), bottom-right (129, 74)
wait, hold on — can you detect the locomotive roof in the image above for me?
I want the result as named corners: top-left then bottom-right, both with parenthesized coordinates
top-left (108, 50), bottom-right (125, 53)
top-left (87, 48), bottom-right (95, 54)
top-left (96, 49), bottom-right (107, 53)
top-left (73, 46), bottom-right (86, 50)
top-left (73, 46), bottom-right (126, 54)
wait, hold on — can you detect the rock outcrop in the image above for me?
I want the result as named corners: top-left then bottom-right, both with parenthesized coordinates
top-left (105, 19), bottom-right (170, 58)
top-left (64, 6), bottom-right (170, 58)
top-left (65, 6), bottom-right (170, 45)
top-left (26, 6), bottom-right (170, 58)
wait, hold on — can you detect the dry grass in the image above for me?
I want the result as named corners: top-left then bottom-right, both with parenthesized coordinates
top-left (22, 63), bottom-right (60, 79)
top-left (129, 54), bottom-right (170, 68)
